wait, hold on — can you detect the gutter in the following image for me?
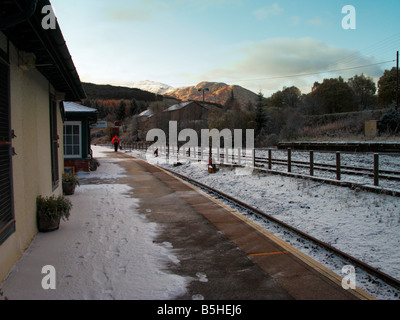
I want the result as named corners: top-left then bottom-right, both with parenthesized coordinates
top-left (26, 0), bottom-right (86, 100)
top-left (2, 0), bottom-right (86, 101)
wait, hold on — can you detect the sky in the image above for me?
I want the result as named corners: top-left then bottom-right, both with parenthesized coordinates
top-left (50, 0), bottom-right (400, 96)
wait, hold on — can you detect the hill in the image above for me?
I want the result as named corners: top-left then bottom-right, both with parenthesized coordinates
top-left (165, 82), bottom-right (258, 107)
top-left (82, 82), bottom-right (161, 101)
top-left (130, 80), bottom-right (174, 95)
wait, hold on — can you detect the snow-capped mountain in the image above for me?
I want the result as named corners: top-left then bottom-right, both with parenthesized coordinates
top-left (130, 80), bottom-right (174, 95)
top-left (166, 81), bottom-right (258, 106)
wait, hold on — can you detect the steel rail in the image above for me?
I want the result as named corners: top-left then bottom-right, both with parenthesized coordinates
top-left (162, 166), bottom-right (400, 292)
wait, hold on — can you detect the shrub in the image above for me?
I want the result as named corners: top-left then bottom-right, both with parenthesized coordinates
top-left (36, 195), bottom-right (72, 222)
top-left (378, 109), bottom-right (400, 134)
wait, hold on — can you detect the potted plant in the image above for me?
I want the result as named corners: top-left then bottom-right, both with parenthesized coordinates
top-left (89, 158), bottom-right (100, 171)
top-left (36, 195), bottom-right (72, 232)
top-left (62, 172), bottom-right (80, 195)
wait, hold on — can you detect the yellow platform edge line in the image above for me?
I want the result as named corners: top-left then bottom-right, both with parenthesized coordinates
top-left (249, 251), bottom-right (289, 257)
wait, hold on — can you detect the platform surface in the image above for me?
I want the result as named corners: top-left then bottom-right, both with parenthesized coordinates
top-left (116, 152), bottom-right (373, 300)
top-left (1, 149), bottom-right (375, 300)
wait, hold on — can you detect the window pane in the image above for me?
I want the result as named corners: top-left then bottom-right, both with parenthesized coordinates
top-left (66, 146), bottom-right (72, 155)
top-left (66, 136), bottom-right (72, 144)
top-left (73, 146), bottom-right (79, 155)
top-left (66, 125), bottom-right (72, 134)
top-left (73, 125), bottom-right (79, 135)
top-left (73, 136), bottom-right (79, 144)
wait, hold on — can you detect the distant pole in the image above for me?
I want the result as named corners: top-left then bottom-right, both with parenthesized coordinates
top-left (198, 88), bottom-right (209, 102)
top-left (396, 51), bottom-right (399, 110)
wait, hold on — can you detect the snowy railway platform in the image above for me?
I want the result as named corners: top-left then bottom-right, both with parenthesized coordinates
top-left (1, 146), bottom-right (374, 301)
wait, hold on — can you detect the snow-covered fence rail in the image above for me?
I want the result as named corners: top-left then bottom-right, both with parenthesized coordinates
top-left (254, 148), bottom-right (400, 190)
top-left (101, 142), bottom-right (400, 191)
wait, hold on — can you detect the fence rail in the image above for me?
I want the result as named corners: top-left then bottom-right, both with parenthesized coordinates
top-left (110, 143), bottom-right (400, 188)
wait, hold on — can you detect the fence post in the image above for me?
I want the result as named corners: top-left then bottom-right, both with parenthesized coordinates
top-left (268, 149), bottom-right (272, 169)
top-left (374, 153), bottom-right (379, 186)
top-left (310, 151), bottom-right (314, 176)
top-left (252, 149), bottom-right (256, 168)
top-left (336, 152), bottom-right (341, 181)
top-left (237, 148), bottom-right (241, 165)
top-left (287, 148), bottom-right (292, 173)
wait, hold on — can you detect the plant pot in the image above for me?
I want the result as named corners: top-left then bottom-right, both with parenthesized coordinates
top-left (62, 182), bottom-right (76, 195)
top-left (37, 216), bottom-right (60, 232)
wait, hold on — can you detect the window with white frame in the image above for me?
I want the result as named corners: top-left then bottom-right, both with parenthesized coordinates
top-left (63, 121), bottom-right (81, 158)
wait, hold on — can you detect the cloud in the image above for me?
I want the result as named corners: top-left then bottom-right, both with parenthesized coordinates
top-left (253, 3), bottom-right (284, 20)
top-left (108, 7), bottom-right (153, 22)
top-left (198, 38), bottom-right (383, 94)
top-left (307, 17), bottom-right (324, 26)
top-left (107, 0), bottom-right (242, 22)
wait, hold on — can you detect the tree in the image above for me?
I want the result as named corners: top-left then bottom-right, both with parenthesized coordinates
top-left (347, 74), bottom-right (376, 109)
top-left (130, 99), bottom-right (139, 116)
top-left (310, 76), bottom-right (357, 114)
top-left (267, 90), bottom-right (284, 108)
top-left (378, 67), bottom-right (398, 105)
top-left (282, 86), bottom-right (301, 108)
top-left (116, 99), bottom-right (127, 121)
top-left (254, 92), bottom-right (269, 137)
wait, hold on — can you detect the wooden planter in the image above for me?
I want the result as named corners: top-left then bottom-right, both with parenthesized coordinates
top-left (62, 182), bottom-right (76, 195)
top-left (37, 216), bottom-right (60, 232)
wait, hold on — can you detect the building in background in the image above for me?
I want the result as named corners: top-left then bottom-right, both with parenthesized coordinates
top-left (63, 102), bottom-right (98, 173)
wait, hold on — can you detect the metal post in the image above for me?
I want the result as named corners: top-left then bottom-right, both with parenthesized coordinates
top-left (287, 148), bottom-right (292, 173)
top-left (374, 153), bottom-right (379, 186)
top-left (310, 151), bottom-right (314, 176)
top-left (268, 149), bottom-right (272, 169)
top-left (336, 152), bottom-right (341, 181)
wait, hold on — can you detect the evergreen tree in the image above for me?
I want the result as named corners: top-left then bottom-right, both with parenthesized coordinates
top-left (255, 92), bottom-right (269, 137)
top-left (130, 99), bottom-right (139, 116)
top-left (116, 99), bottom-right (126, 121)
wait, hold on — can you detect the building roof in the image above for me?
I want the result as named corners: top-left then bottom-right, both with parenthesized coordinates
top-left (164, 101), bottom-right (203, 112)
top-left (1, 0), bottom-right (86, 101)
top-left (63, 102), bottom-right (97, 121)
top-left (64, 102), bottom-right (97, 113)
top-left (137, 109), bottom-right (154, 117)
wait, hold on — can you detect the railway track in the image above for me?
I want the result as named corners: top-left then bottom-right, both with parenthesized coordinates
top-left (161, 166), bottom-right (400, 296)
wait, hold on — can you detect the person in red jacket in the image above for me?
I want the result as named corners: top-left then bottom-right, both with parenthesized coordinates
top-left (111, 135), bottom-right (120, 152)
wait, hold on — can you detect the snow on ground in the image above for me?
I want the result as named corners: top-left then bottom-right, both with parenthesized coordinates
top-left (1, 146), bottom-right (189, 300)
top-left (127, 147), bottom-right (400, 300)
